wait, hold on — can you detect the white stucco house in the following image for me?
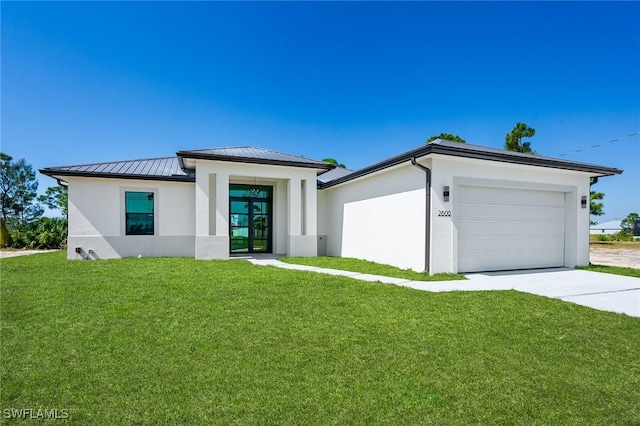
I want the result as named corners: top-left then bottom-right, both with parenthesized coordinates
top-left (40, 140), bottom-right (622, 274)
top-left (589, 220), bottom-right (622, 235)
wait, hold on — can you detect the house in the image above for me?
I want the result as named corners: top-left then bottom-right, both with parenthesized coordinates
top-left (40, 140), bottom-right (622, 274)
top-left (589, 220), bottom-right (622, 235)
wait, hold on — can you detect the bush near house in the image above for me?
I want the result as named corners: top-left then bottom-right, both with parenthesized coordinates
top-left (7, 217), bottom-right (67, 249)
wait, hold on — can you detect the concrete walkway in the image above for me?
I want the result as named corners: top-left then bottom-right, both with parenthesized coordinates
top-left (249, 259), bottom-right (640, 317)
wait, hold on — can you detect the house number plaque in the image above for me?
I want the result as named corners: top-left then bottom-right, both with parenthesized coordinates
top-left (438, 210), bottom-right (452, 217)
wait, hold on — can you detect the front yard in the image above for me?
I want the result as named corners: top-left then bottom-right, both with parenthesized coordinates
top-left (1, 252), bottom-right (638, 424)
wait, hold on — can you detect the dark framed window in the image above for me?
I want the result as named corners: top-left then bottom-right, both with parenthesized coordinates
top-left (125, 191), bottom-right (154, 235)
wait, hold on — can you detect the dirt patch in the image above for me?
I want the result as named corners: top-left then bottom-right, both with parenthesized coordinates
top-left (590, 246), bottom-right (640, 269)
top-left (0, 249), bottom-right (59, 259)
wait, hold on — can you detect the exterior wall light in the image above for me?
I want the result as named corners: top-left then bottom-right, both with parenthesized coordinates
top-left (443, 186), bottom-right (450, 202)
top-left (581, 195), bottom-right (587, 208)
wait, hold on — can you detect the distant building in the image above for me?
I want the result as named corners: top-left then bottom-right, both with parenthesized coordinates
top-left (589, 220), bottom-right (621, 235)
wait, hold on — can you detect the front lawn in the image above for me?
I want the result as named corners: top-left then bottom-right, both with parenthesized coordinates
top-left (282, 256), bottom-right (465, 281)
top-left (577, 264), bottom-right (640, 278)
top-left (1, 252), bottom-right (638, 424)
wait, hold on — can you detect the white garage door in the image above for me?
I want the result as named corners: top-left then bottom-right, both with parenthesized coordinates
top-left (457, 185), bottom-right (565, 273)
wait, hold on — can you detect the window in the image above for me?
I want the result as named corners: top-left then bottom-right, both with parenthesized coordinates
top-left (125, 192), bottom-right (154, 235)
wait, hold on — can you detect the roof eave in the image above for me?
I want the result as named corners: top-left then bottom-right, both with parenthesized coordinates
top-left (319, 145), bottom-right (433, 189)
top-left (39, 169), bottom-right (195, 183)
top-left (320, 144), bottom-right (622, 189)
top-left (428, 144), bottom-right (623, 177)
top-left (177, 151), bottom-right (334, 171)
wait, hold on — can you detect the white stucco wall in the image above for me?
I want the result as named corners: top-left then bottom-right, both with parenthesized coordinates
top-left (428, 155), bottom-right (592, 273)
top-left (66, 177), bottom-right (195, 259)
top-left (322, 155), bottom-right (592, 274)
top-left (322, 162), bottom-right (429, 272)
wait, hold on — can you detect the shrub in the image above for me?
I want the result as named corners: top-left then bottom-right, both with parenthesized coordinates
top-left (9, 217), bottom-right (67, 249)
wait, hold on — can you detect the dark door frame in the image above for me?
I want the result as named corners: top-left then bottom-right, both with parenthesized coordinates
top-left (229, 196), bottom-right (273, 254)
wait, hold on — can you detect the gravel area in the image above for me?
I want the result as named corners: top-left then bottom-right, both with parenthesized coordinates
top-left (590, 247), bottom-right (640, 269)
top-left (0, 249), bottom-right (59, 259)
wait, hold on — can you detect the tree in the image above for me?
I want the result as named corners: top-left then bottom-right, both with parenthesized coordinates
top-left (504, 122), bottom-right (536, 153)
top-left (426, 133), bottom-right (466, 143)
top-left (0, 153), bottom-right (43, 229)
top-left (39, 185), bottom-right (68, 218)
top-left (0, 217), bottom-right (11, 247)
top-left (620, 212), bottom-right (639, 236)
top-left (590, 191), bottom-right (605, 225)
top-left (322, 158), bottom-right (346, 168)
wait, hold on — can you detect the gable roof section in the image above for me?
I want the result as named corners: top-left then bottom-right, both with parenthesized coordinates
top-left (320, 139), bottom-right (623, 189)
top-left (40, 157), bottom-right (194, 182)
top-left (317, 167), bottom-right (354, 184)
top-left (177, 146), bottom-right (333, 170)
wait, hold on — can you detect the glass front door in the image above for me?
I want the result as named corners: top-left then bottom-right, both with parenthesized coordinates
top-left (229, 184), bottom-right (272, 253)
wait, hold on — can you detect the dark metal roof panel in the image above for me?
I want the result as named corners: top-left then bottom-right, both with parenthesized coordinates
top-left (138, 159), bottom-right (155, 176)
top-left (129, 160), bottom-right (146, 175)
top-left (178, 146), bottom-right (333, 169)
top-left (317, 167), bottom-right (355, 184)
top-left (320, 139), bottom-right (622, 189)
top-left (40, 157), bottom-right (194, 182)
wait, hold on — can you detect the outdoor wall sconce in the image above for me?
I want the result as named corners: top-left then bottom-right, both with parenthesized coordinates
top-left (581, 195), bottom-right (587, 208)
top-left (443, 186), bottom-right (450, 202)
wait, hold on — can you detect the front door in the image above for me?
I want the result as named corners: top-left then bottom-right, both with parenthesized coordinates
top-left (229, 184), bottom-right (272, 253)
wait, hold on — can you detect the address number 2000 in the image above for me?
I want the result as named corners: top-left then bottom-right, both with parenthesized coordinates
top-left (438, 210), bottom-right (452, 217)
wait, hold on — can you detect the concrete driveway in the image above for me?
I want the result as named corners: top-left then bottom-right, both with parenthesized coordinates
top-left (405, 268), bottom-right (639, 317)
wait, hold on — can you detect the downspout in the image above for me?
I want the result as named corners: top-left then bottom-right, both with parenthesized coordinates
top-left (410, 157), bottom-right (431, 272)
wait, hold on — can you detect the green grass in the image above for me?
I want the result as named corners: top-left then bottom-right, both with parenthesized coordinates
top-left (1, 252), bottom-right (639, 424)
top-left (590, 238), bottom-right (640, 248)
top-left (578, 264), bottom-right (640, 278)
top-left (282, 256), bottom-right (466, 281)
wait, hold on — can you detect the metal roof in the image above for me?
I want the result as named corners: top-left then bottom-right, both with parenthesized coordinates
top-left (589, 220), bottom-right (622, 230)
top-left (177, 146), bottom-right (333, 170)
top-left (317, 167), bottom-right (354, 184)
top-left (40, 157), bottom-right (194, 182)
top-left (40, 140), bottom-right (622, 186)
top-left (320, 139), bottom-right (623, 189)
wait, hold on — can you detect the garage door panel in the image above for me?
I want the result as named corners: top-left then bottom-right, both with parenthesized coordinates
top-left (459, 204), bottom-right (564, 222)
top-left (457, 186), bottom-right (565, 273)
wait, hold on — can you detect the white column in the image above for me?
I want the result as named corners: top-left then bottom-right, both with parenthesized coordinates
top-left (195, 165), bottom-right (230, 260)
top-left (287, 176), bottom-right (317, 257)
top-left (215, 172), bottom-right (229, 236)
top-left (287, 177), bottom-right (301, 237)
top-left (195, 167), bottom-right (210, 236)
top-left (303, 178), bottom-right (317, 236)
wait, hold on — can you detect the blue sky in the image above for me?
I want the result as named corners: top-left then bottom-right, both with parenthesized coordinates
top-left (2, 1), bottom-right (639, 222)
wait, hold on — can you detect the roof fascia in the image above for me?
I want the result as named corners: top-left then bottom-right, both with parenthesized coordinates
top-left (428, 144), bottom-right (622, 177)
top-left (39, 169), bottom-right (195, 183)
top-left (177, 151), bottom-right (334, 171)
top-left (320, 144), bottom-right (622, 189)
